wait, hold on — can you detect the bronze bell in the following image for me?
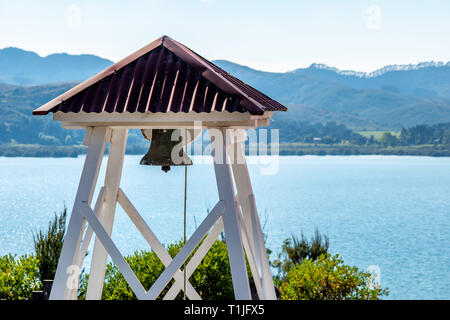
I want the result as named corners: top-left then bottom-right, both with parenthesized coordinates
top-left (140, 129), bottom-right (192, 172)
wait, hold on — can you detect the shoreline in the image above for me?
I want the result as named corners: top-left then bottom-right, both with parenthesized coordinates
top-left (1, 144), bottom-right (450, 158)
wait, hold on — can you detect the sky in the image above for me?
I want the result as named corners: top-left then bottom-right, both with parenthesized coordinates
top-left (0, 0), bottom-right (449, 73)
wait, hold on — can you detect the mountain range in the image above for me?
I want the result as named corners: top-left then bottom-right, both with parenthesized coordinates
top-left (0, 47), bottom-right (113, 85)
top-left (213, 60), bottom-right (450, 130)
top-left (1, 47), bottom-right (450, 144)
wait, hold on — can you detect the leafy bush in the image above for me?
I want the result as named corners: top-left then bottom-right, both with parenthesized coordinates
top-left (272, 230), bottom-right (329, 281)
top-left (189, 240), bottom-right (234, 299)
top-left (279, 254), bottom-right (388, 300)
top-left (33, 206), bottom-right (67, 282)
top-left (0, 254), bottom-right (40, 300)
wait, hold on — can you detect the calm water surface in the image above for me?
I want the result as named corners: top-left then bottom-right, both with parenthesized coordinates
top-left (0, 155), bottom-right (449, 299)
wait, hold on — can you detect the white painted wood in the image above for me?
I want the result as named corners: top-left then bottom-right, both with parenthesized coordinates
top-left (81, 203), bottom-right (148, 299)
top-left (163, 217), bottom-right (224, 300)
top-left (229, 138), bottom-right (277, 300)
top-left (83, 127), bottom-right (93, 146)
top-left (228, 138), bottom-right (264, 299)
top-left (76, 187), bottom-right (105, 268)
top-left (50, 123), bottom-right (273, 301)
top-left (145, 201), bottom-right (225, 300)
top-left (235, 206), bottom-right (264, 297)
top-left (211, 128), bottom-right (252, 300)
top-left (60, 121), bottom-right (264, 130)
top-left (249, 194), bottom-right (276, 299)
top-left (50, 127), bottom-right (108, 300)
top-left (53, 110), bottom-right (271, 123)
top-left (86, 128), bottom-right (128, 300)
top-left (54, 111), bottom-right (273, 130)
top-left (117, 188), bottom-right (201, 300)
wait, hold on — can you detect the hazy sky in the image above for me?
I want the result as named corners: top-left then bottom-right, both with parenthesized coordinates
top-left (0, 0), bottom-right (449, 72)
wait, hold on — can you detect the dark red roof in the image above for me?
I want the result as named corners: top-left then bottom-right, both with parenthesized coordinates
top-left (33, 36), bottom-right (286, 116)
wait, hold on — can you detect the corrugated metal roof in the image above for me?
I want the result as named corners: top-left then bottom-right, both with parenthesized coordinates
top-left (32, 36), bottom-right (287, 116)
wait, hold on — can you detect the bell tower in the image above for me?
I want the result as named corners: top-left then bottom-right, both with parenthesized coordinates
top-left (33, 35), bottom-right (287, 300)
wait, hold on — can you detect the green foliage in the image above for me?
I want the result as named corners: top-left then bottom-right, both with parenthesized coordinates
top-left (279, 254), bottom-right (388, 300)
top-left (79, 240), bottom-right (235, 300)
top-left (0, 144), bottom-right (83, 157)
top-left (399, 123), bottom-right (450, 145)
top-left (33, 206), bottom-right (67, 282)
top-left (272, 230), bottom-right (329, 282)
top-left (380, 132), bottom-right (398, 147)
top-left (0, 254), bottom-right (40, 300)
top-left (189, 240), bottom-right (234, 300)
top-left (270, 120), bottom-right (366, 145)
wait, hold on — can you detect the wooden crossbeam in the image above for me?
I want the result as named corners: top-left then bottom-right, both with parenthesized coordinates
top-left (81, 202), bottom-right (148, 299)
top-left (145, 201), bottom-right (225, 300)
top-left (76, 187), bottom-right (105, 268)
top-left (248, 193), bottom-right (275, 299)
top-left (80, 197), bottom-right (225, 300)
top-left (237, 204), bottom-right (263, 279)
top-left (117, 188), bottom-right (201, 300)
top-left (163, 217), bottom-right (224, 300)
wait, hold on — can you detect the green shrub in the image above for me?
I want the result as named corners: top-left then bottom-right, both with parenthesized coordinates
top-left (272, 230), bottom-right (329, 282)
top-left (279, 254), bottom-right (388, 300)
top-left (0, 254), bottom-right (40, 300)
top-left (189, 240), bottom-right (234, 300)
top-left (33, 206), bottom-right (67, 282)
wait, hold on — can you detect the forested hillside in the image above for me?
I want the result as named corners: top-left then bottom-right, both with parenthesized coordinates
top-left (1, 48), bottom-right (450, 156)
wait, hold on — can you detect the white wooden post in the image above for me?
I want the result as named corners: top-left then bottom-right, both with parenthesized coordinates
top-left (210, 128), bottom-right (252, 300)
top-left (229, 131), bottom-right (277, 300)
top-left (86, 128), bottom-right (128, 300)
top-left (50, 127), bottom-right (109, 300)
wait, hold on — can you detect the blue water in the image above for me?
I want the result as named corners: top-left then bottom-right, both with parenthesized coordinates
top-left (0, 155), bottom-right (449, 299)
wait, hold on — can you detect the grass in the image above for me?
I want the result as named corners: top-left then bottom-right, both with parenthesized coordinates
top-left (358, 130), bottom-right (400, 140)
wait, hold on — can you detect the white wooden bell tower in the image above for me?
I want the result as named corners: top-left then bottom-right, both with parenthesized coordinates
top-left (32, 35), bottom-right (287, 300)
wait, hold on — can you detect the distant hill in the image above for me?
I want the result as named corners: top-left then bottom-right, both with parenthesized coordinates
top-left (0, 47), bottom-right (113, 85)
top-left (213, 60), bottom-right (450, 130)
top-left (1, 47), bottom-right (450, 144)
top-left (0, 82), bottom-right (84, 145)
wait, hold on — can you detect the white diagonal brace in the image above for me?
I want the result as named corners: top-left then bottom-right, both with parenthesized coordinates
top-left (81, 202), bottom-right (148, 300)
top-left (117, 188), bottom-right (201, 300)
top-left (163, 217), bottom-right (224, 300)
top-left (248, 194), bottom-right (276, 300)
top-left (77, 187), bottom-right (105, 268)
top-left (145, 201), bottom-right (225, 300)
top-left (234, 201), bottom-right (264, 299)
top-left (236, 203), bottom-right (263, 277)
